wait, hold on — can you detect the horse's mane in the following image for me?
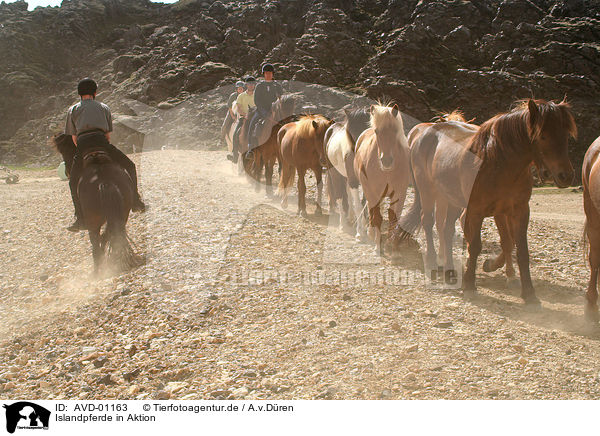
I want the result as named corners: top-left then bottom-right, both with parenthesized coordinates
top-left (296, 114), bottom-right (329, 137)
top-left (432, 110), bottom-right (467, 123)
top-left (369, 103), bottom-right (403, 131)
top-left (468, 99), bottom-right (577, 162)
top-left (52, 132), bottom-right (76, 156)
top-left (344, 107), bottom-right (370, 143)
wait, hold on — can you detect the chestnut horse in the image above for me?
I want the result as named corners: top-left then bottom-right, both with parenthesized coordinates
top-left (354, 104), bottom-right (410, 255)
top-left (324, 107), bottom-right (370, 229)
top-left (399, 111), bottom-right (520, 287)
top-left (397, 99), bottom-right (576, 305)
top-left (278, 114), bottom-right (334, 217)
top-left (243, 95), bottom-right (297, 195)
top-left (582, 136), bottom-right (600, 321)
top-left (54, 134), bottom-right (139, 274)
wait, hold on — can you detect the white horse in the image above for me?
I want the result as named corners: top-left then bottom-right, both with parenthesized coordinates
top-left (324, 107), bottom-right (370, 230)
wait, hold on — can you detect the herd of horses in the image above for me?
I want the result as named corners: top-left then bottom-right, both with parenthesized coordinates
top-left (52, 94), bottom-right (600, 323)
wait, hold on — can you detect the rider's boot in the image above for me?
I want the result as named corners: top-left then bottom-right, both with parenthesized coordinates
top-left (67, 196), bottom-right (86, 232)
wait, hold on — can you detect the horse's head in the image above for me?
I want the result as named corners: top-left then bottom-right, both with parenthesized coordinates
top-left (273, 95), bottom-right (296, 122)
top-left (297, 114), bottom-right (334, 166)
top-left (370, 104), bottom-right (406, 171)
top-left (344, 107), bottom-right (370, 144)
top-left (525, 98), bottom-right (577, 188)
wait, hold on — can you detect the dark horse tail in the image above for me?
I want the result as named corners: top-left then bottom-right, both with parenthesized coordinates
top-left (99, 182), bottom-right (136, 269)
top-left (394, 158), bottom-right (422, 241)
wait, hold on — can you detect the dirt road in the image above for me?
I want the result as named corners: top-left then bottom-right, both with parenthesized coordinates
top-left (0, 150), bottom-right (598, 400)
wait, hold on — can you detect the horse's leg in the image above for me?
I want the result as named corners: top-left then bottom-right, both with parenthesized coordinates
top-left (352, 187), bottom-right (367, 242)
top-left (265, 157), bottom-right (274, 198)
top-left (512, 205), bottom-right (539, 306)
top-left (297, 168), bottom-right (308, 218)
top-left (314, 167), bottom-right (323, 217)
top-left (586, 227), bottom-right (600, 322)
top-left (463, 211), bottom-right (484, 296)
top-left (341, 179), bottom-right (350, 228)
top-left (88, 227), bottom-right (103, 276)
top-left (435, 199), bottom-right (448, 266)
top-left (484, 214), bottom-right (519, 288)
top-left (443, 205), bottom-right (462, 285)
top-left (254, 152), bottom-right (263, 192)
top-left (369, 203), bottom-right (384, 256)
top-left (420, 190), bottom-right (438, 278)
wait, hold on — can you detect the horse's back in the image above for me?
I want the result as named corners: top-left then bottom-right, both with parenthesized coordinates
top-left (326, 123), bottom-right (354, 176)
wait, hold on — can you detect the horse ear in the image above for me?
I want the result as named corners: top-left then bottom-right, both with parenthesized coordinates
top-left (527, 99), bottom-right (540, 130)
top-left (391, 104), bottom-right (399, 118)
top-left (312, 120), bottom-right (318, 130)
top-left (370, 104), bottom-right (376, 115)
top-left (344, 107), bottom-right (351, 117)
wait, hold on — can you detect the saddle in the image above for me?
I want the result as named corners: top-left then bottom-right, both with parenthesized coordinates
top-left (82, 148), bottom-right (112, 167)
top-left (248, 107), bottom-right (276, 147)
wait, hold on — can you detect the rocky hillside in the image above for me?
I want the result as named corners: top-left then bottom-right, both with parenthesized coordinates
top-left (0, 0), bottom-right (599, 173)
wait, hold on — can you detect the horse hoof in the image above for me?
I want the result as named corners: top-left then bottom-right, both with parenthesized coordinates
top-left (281, 200), bottom-right (288, 209)
top-left (314, 208), bottom-right (322, 217)
top-left (482, 258), bottom-right (494, 272)
top-left (506, 277), bottom-right (520, 290)
top-left (463, 288), bottom-right (476, 300)
top-left (522, 294), bottom-right (542, 310)
top-left (584, 305), bottom-right (600, 323)
top-left (299, 210), bottom-right (308, 218)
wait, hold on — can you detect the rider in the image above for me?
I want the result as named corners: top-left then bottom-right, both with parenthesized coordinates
top-left (228, 76), bottom-right (256, 164)
top-left (246, 63), bottom-right (283, 159)
top-left (222, 80), bottom-right (245, 149)
top-left (65, 78), bottom-right (146, 232)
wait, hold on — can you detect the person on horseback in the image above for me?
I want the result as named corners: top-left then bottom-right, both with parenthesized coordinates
top-left (221, 80), bottom-right (245, 148)
top-left (227, 76), bottom-right (256, 164)
top-left (65, 78), bottom-right (146, 232)
top-left (245, 63), bottom-right (283, 159)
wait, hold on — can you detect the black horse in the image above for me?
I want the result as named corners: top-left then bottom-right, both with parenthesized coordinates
top-left (53, 134), bottom-right (140, 274)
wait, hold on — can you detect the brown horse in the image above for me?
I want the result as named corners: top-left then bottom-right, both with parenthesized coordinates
top-left (398, 112), bottom-right (522, 287)
top-left (397, 99), bottom-right (576, 305)
top-left (582, 136), bottom-right (600, 321)
top-left (243, 95), bottom-right (297, 195)
top-left (353, 104), bottom-right (410, 255)
top-left (54, 134), bottom-right (139, 274)
top-left (278, 114), bottom-right (334, 217)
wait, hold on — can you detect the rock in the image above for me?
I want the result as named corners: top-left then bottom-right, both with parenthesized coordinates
top-left (184, 62), bottom-right (235, 93)
top-left (97, 374), bottom-right (115, 385)
top-left (328, 320), bottom-right (337, 328)
top-left (123, 368), bottom-right (141, 383)
top-left (155, 390), bottom-right (171, 400)
top-left (93, 356), bottom-right (108, 368)
top-left (232, 387), bottom-right (249, 398)
top-left (405, 344), bottom-right (419, 353)
top-left (434, 321), bottom-right (453, 329)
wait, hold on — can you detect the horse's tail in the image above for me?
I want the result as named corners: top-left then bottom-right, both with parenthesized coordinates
top-left (99, 182), bottom-right (136, 270)
top-left (395, 158), bottom-right (422, 240)
top-left (277, 162), bottom-right (295, 194)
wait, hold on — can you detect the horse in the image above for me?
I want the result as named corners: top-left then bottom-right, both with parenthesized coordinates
top-left (353, 103), bottom-right (410, 256)
top-left (324, 107), bottom-right (370, 229)
top-left (396, 99), bottom-right (576, 305)
top-left (278, 114), bottom-right (334, 217)
top-left (243, 95), bottom-right (297, 195)
top-left (224, 105), bottom-right (251, 174)
top-left (53, 134), bottom-right (139, 275)
top-left (582, 136), bottom-right (600, 321)
top-left (400, 111), bottom-right (521, 287)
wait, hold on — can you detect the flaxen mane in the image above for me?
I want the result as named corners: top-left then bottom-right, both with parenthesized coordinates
top-left (369, 104), bottom-right (403, 131)
top-left (468, 99), bottom-right (576, 162)
top-left (432, 110), bottom-right (468, 123)
top-left (296, 114), bottom-right (330, 137)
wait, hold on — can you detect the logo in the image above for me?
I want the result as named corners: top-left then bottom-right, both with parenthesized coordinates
top-left (3, 402), bottom-right (50, 434)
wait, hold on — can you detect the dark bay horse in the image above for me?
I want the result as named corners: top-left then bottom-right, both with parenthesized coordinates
top-left (278, 114), bottom-right (334, 217)
top-left (54, 134), bottom-right (139, 274)
top-left (244, 95), bottom-right (297, 195)
top-left (324, 107), bottom-right (370, 229)
top-left (583, 135), bottom-right (600, 321)
top-left (397, 99), bottom-right (576, 305)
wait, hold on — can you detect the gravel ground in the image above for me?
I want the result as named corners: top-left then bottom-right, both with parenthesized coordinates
top-left (0, 150), bottom-right (598, 400)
